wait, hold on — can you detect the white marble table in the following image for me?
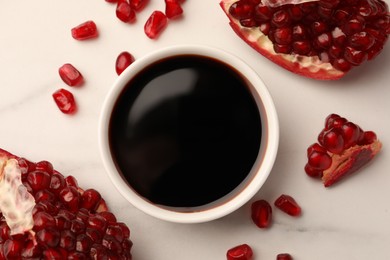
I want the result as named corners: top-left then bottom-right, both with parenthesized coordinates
top-left (1, 1), bottom-right (389, 259)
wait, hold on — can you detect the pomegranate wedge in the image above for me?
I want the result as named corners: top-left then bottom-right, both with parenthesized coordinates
top-left (305, 114), bottom-right (382, 187)
top-left (220, 0), bottom-right (390, 80)
top-left (0, 148), bottom-right (132, 259)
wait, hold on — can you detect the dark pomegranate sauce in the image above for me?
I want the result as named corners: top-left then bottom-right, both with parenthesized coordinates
top-left (109, 55), bottom-right (262, 208)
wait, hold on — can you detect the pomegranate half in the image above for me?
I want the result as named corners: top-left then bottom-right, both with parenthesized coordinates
top-left (220, 0), bottom-right (390, 80)
top-left (0, 148), bottom-right (132, 259)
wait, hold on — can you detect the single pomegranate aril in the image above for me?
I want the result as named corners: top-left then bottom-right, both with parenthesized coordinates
top-left (52, 89), bottom-right (77, 114)
top-left (274, 194), bottom-right (301, 216)
top-left (71, 20), bottom-right (98, 40)
top-left (165, 0), bottom-right (184, 19)
top-left (59, 63), bottom-right (84, 87)
top-left (115, 51), bottom-right (135, 75)
top-left (227, 244), bottom-right (253, 260)
top-left (116, 1), bottom-right (136, 23)
top-left (220, 0), bottom-right (390, 79)
top-left (0, 148), bottom-right (132, 259)
top-left (144, 11), bottom-right (168, 39)
top-left (130, 0), bottom-right (149, 11)
top-left (251, 200), bottom-right (272, 228)
top-left (305, 114), bottom-right (382, 187)
top-left (277, 253), bottom-right (293, 260)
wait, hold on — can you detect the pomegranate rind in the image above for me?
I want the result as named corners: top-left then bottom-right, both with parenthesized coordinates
top-left (322, 140), bottom-right (382, 187)
top-left (220, 0), bottom-right (345, 80)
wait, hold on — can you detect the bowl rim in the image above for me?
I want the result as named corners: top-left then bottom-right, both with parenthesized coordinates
top-left (98, 44), bottom-right (279, 223)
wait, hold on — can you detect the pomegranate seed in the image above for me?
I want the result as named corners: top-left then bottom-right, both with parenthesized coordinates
top-left (226, 244), bottom-right (253, 260)
top-left (165, 0), bottom-right (183, 19)
top-left (304, 163), bottom-right (323, 177)
top-left (3, 239), bottom-right (24, 258)
top-left (251, 200), bottom-right (272, 228)
top-left (274, 194), bottom-right (301, 217)
top-left (52, 88), bottom-right (77, 114)
top-left (319, 129), bottom-right (345, 154)
top-left (115, 51), bottom-right (135, 75)
top-left (36, 228), bottom-right (60, 247)
top-left (273, 27), bottom-right (293, 45)
top-left (277, 253), bottom-right (293, 260)
top-left (344, 46), bottom-right (368, 65)
top-left (130, 0), bottom-right (148, 11)
top-left (33, 211), bottom-right (56, 231)
top-left (229, 1), bottom-right (256, 20)
top-left (359, 130), bottom-right (377, 145)
top-left (307, 150), bottom-right (332, 170)
top-left (144, 11), bottom-right (168, 39)
top-left (58, 64), bottom-right (84, 87)
top-left (27, 170), bottom-right (51, 191)
top-left (81, 189), bottom-right (102, 211)
top-left (116, 0), bottom-right (136, 23)
top-left (76, 234), bottom-right (93, 252)
top-left (71, 20), bottom-right (98, 40)
top-left (59, 186), bottom-right (81, 213)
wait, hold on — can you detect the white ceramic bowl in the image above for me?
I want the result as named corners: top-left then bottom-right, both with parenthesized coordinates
top-left (98, 45), bottom-right (279, 223)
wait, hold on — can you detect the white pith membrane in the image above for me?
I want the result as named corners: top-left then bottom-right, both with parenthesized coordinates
top-left (0, 156), bottom-right (35, 235)
top-left (221, 0), bottom-right (345, 79)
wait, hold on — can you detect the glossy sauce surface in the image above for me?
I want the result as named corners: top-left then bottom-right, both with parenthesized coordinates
top-left (109, 55), bottom-right (262, 207)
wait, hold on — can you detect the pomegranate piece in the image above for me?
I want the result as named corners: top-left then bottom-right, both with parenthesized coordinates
top-left (274, 194), bottom-right (301, 217)
top-left (305, 114), bottom-right (382, 187)
top-left (71, 20), bottom-right (98, 40)
top-left (220, 0), bottom-right (390, 80)
top-left (227, 244), bottom-right (253, 260)
top-left (144, 11), bottom-right (168, 39)
top-left (277, 253), bottom-right (293, 260)
top-left (116, 0), bottom-right (136, 23)
top-left (165, 0), bottom-right (184, 19)
top-left (52, 88), bottom-right (77, 114)
top-left (251, 199), bottom-right (272, 228)
top-left (0, 148), bottom-right (132, 259)
top-left (59, 63), bottom-right (84, 87)
top-left (115, 51), bottom-right (135, 75)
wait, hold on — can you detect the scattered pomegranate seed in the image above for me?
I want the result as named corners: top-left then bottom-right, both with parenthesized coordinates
top-left (52, 89), bottom-right (77, 114)
top-left (71, 20), bottom-right (98, 40)
top-left (130, 0), bottom-right (149, 11)
top-left (115, 51), bottom-right (135, 75)
top-left (226, 244), bottom-right (253, 260)
top-left (274, 194), bottom-right (301, 217)
top-left (165, 0), bottom-right (183, 19)
top-left (251, 200), bottom-right (272, 228)
top-left (58, 64), bottom-right (84, 87)
top-left (277, 253), bottom-right (293, 260)
top-left (144, 11), bottom-right (168, 39)
top-left (116, 0), bottom-right (136, 23)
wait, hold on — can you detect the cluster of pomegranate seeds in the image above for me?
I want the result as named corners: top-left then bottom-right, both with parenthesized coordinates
top-left (105, 0), bottom-right (184, 39)
top-left (227, 0), bottom-right (389, 72)
top-left (52, 89), bottom-right (77, 114)
top-left (226, 244), bottom-right (253, 260)
top-left (58, 63), bottom-right (84, 87)
top-left (71, 20), bottom-right (99, 40)
top-left (277, 253), bottom-right (293, 260)
top-left (274, 194), bottom-right (301, 217)
top-left (116, 51), bottom-right (136, 75)
top-left (144, 11), bottom-right (169, 39)
top-left (0, 149), bottom-right (132, 259)
top-left (305, 114), bottom-right (382, 187)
